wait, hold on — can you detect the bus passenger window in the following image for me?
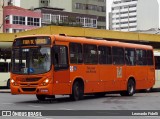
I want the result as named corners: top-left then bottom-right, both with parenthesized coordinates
top-left (83, 44), bottom-right (98, 64)
top-left (155, 56), bottom-right (160, 69)
top-left (147, 50), bottom-right (154, 65)
top-left (69, 43), bottom-right (83, 64)
top-left (0, 62), bottom-right (8, 72)
top-left (98, 46), bottom-right (112, 64)
top-left (112, 47), bottom-right (124, 65)
top-left (53, 45), bottom-right (69, 70)
top-left (136, 49), bottom-right (147, 65)
top-left (125, 48), bottom-right (136, 66)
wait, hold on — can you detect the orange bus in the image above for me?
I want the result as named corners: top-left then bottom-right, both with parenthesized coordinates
top-left (10, 34), bottom-right (155, 101)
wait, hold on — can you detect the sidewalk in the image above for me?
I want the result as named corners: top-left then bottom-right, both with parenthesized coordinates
top-left (0, 89), bottom-right (11, 93)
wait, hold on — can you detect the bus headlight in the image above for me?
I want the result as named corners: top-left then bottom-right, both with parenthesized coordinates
top-left (11, 79), bottom-right (18, 86)
top-left (41, 78), bottom-right (50, 86)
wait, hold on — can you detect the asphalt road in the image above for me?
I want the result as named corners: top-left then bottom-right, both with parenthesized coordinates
top-left (0, 91), bottom-right (160, 119)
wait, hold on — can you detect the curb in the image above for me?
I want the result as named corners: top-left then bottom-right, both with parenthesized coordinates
top-left (0, 89), bottom-right (11, 93)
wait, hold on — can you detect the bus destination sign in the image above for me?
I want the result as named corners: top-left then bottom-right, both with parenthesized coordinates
top-left (14, 37), bottom-right (51, 46)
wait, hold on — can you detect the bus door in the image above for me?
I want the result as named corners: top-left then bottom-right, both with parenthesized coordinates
top-left (146, 50), bottom-right (155, 88)
top-left (52, 41), bottom-right (70, 94)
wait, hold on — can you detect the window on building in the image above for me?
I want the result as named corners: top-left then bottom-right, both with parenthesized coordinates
top-left (27, 17), bottom-right (33, 26)
top-left (98, 6), bottom-right (106, 12)
top-left (13, 29), bottom-right (25, 33)
top-left (92, 19), bottom-right (97, 27)
top-left (51, 15), bottom-right (59, 23)
top-left (40, 0), bottom-right (50, 7)
top-left (34, 18), bottom-right (40, 26)
top-left (60, 16), bottom-right (68, 23)
top-left (42, 14), bottom-right (51, 23)
top-left (98, 16), bottom-right (106, 22)
top-left (13, 16), bottom-right (25, 25)
top-left (27, 17), bottom-right (40, 26)
top-left (75, 3), bottom-right (83, 9)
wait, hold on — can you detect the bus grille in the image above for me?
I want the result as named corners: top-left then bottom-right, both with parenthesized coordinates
top-left (20, 84), bottom-right (38, 86)
top-left (22, 88), bottom-right (36, 92)
top-left (20, 78), bottom-right (41, 82)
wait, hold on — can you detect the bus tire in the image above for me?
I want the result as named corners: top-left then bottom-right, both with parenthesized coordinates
top-left (120, 79), bottom-right (135, 96)
top-left (36, 95), bottom-right (46, 101)
top-left (70, 81), bottom-right (84, 101)
top-left (7, 79), bottom-right (10, 89)
top-left (144, 87), bottom-right (152, 92)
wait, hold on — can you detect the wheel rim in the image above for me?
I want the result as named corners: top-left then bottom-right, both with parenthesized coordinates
top-left (128, 81), bottom-right (134, 94)
top-left (74, 85), bottom-right (79, 99)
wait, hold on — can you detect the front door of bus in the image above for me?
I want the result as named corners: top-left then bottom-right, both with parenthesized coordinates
top-left (52, 44), bottom-right (70, 94)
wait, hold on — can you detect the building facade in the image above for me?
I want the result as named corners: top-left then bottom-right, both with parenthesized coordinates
top-left (35, 7), bottom-right (97, 28)
top-left (0, 0), bottom-right (9, 33)
top-left (111, 0), bottom-right (159, 32)
top-left (16, 0), bottom-right (106, 29)
top-left (3, 6), bottom-right (41, 33)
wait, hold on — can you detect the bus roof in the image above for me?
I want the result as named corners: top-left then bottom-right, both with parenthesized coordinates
top-left (54, 35), bottom-right (153, 50)
top-left (14, 34), bottom-right (153, 50)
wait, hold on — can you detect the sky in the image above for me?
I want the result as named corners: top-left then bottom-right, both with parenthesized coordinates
top-left (106, 0), bottom-right (160, 29)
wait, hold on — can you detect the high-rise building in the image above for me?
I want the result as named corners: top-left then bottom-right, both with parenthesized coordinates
top-left (16, 0), bottom-right (106, 29)
top-left (111, 0), bottom-right (159, 32)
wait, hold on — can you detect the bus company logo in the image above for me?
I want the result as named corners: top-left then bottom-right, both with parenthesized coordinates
top-left (2, 111), bottom-right (12, 116)
top-left (117, 67), bottom-right (122, 78)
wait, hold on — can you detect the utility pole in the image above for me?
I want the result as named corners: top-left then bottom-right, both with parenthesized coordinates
top-left (0, 0), bottom-right (4, 30)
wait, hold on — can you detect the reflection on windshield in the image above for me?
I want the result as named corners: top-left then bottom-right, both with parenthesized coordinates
top-left (12, 47), bottom-right (51, 74)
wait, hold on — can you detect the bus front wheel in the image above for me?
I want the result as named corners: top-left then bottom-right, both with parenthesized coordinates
top-left (120, 79), bottom-right (135, 96)
top-left (70, 81), bottom-right (84, 101)
top-left (36, 95), bottom-right (46, 101)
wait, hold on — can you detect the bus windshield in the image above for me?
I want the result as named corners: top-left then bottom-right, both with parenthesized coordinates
top-left (12, 47), bottom-right (51, 74)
